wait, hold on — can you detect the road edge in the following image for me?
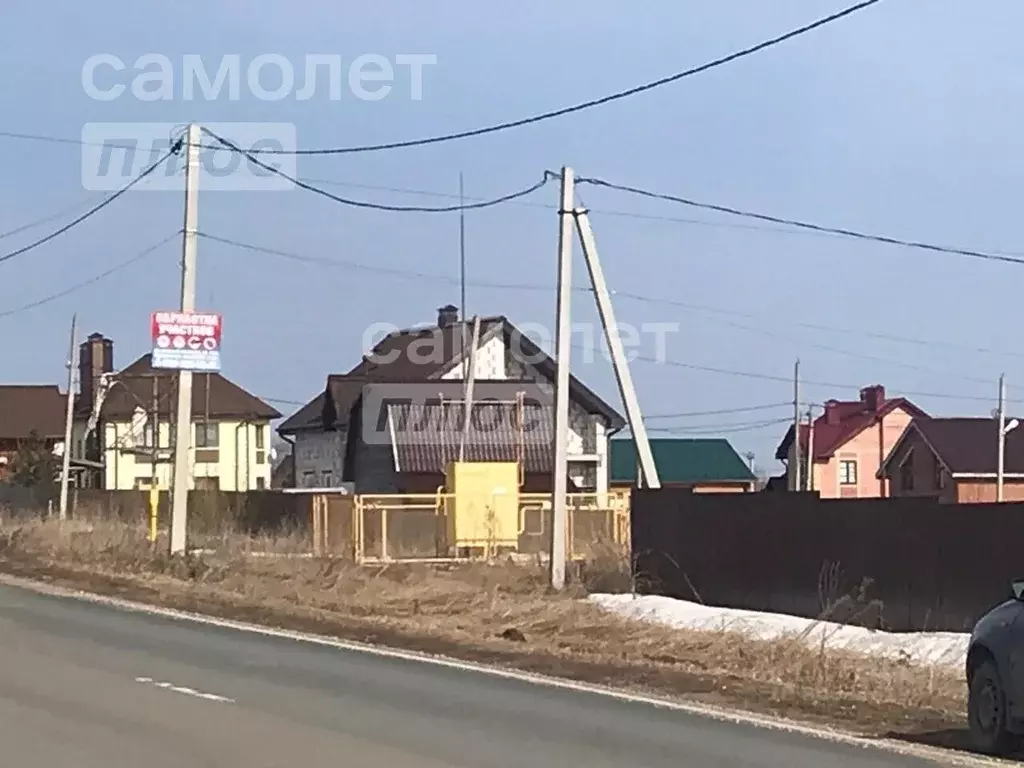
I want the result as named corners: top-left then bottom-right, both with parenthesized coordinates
top-left (0, 572), bottom-right (1007, 767)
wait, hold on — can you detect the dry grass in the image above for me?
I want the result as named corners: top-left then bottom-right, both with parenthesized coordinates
top-left (0, 518), bottom-right (967, 737)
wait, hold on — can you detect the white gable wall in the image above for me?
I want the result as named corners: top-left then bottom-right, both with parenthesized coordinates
top-left (441, 333), bottom-right (506, 380)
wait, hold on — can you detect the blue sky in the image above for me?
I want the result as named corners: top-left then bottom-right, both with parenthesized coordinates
top-left (2, 0), bottom-right (1023, 472)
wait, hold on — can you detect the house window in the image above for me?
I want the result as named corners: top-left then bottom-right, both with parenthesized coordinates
top-left (196, 422), bottom-right (219, 448)
top-left (195, 476), bottom-right (219, 491)
top-left (256, 477), bottom-right (266, 490)
top-left (302, 470), bottom-right (316, 488)
top-left (255, 425), bottom-right (266, 464)
top-left (839, 460), bottom-right (858, 486)
top-left (195, 422), bottom-right (219, 463)
top-left (900, 461), bottom-right (914, 492)
top-left (321, 470), bottom-right (333, 487)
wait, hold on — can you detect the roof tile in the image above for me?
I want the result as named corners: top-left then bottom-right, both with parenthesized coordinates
top-left (0, 385), bottom-right (66, 440)
top-left (94, 354), bottom-right (280, 421)
top-left (387, 401), bottom-right (554, 473)
top-left (611, 438), bottom-right (754, 484)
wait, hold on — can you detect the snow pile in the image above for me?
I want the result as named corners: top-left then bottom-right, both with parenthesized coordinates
top-left (589, 593), bottom-right (969, 668)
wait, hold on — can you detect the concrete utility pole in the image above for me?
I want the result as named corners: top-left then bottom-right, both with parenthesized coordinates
top-left (792, 360), bottom-right (802, 492)
top-left (170, 123), bottom-right (200, 555)
top-left (58, 313), bottom-right (77, 522)
top-left (149, 376), bottom-right (160, 544)
top-left (998, 373), bottom-right (1007, 502)
top-left (550, 166), bottom-right (575, 591)
top-left (805, 406), bottom-right (815, 492)
top-left (575, 208), bottom-right (660, 490)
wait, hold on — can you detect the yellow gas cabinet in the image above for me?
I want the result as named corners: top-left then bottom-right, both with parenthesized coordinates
top-left (443, 461), bottom-right (520, 556)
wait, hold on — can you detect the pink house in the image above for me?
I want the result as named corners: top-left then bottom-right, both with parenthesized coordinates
top-left (774, 386), bottom-right (927, 498)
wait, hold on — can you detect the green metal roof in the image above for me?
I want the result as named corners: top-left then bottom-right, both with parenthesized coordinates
top-left (609, 438), bottom-right (756, 485)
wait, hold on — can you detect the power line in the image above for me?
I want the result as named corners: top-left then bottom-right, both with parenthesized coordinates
top-left (0, 194), bottom-right (103, 240)
top-left (203, 1), bottom-right (882, 156)
top-left (0, 131), bottom-right (145, 151)
top-left (0, 233), bottom-right (180, 319)
top-left (577, 176), bottom-right (1024, 267)
top-left (620, 298), bottom-right (993, 385)
top-left (621, 348), bottom-right (1000, 404)
top-left (203, 129), bottom-right (553, 211)
top-left (647, 417), bottom-right (793, 435)
top-left (612, 290), bottom-right (1024, 360)
top-left (200, 232), bottom-right (1005, 403)
top-left (294, 172), bottom-right (878, 240)
top-left (645, 402), bottom-right (793, 420)
top-left (198, 232), bottom-right (472, 282)
top-left (0, 144), bottom-right (179, 266)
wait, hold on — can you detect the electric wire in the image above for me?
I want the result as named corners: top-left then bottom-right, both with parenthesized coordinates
top-left (0, 233), bottom-right (180, 319)
top-left (648, 417), bottom-right (793, 435)
top-left (0, 194), bottom-right (104, 241)
top-left (202, 128), bottom-right (553, 212)
top-left (644, 402), bottom-right (794, 420)
top-left (0, 3), bottom-right (881, 158)
top-left (0, 144), bottom-right (180, 265)
top-left (201, 1), bottom-right (883, 155)
top-left (202, 231), bottom-right (1007, 400)
top-left (577, 176), bottom-right (1024, 267)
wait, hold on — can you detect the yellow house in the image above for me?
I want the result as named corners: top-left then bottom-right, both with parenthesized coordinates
top-left (72, 334), bottom-right (280, 491)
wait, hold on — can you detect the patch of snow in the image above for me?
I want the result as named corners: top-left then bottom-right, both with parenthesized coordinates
top-left (589, 593), bottom-right (969, 668)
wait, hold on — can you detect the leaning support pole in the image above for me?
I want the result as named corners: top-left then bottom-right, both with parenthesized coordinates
top-left (575, 208), bottom-right (661, 489)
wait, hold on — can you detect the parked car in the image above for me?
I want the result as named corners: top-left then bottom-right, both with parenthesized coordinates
top-left (967, 579), bottom-right (1024, 754)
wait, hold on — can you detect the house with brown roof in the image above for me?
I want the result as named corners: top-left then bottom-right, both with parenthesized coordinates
top-left (278, 305), bottom-right (625, 493)
top-left (775, 385), bottom-right (926, 498)
top-left (71, 332), bottom-right (280, 491)
top-left (0, 385), bottom-right (67, 481)
top-left (878, 417), bottom-right (1024, 503)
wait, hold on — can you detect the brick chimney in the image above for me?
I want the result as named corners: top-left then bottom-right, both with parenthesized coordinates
top-left (824, 400), bottom-right (841, 426)
top-left (79, 332), bottom-right (113, 414)
top-left (437, 304), bottom-right (459, 328)
top-left (860, 385), bottom-right (885, 412)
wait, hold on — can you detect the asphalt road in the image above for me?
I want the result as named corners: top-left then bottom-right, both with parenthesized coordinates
top-left (0, 582), bottom-right (945, 767)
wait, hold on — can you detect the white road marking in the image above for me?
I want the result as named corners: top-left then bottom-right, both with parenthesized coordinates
top-left (0, 573), bottom-right (1010, 768)
top-left (134, 676), bottom-right (234, 703)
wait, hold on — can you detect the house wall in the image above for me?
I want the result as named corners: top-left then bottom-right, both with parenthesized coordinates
top-left (504, 350), bottom-right (606, 491)
top-left (791, 406), bottom-right (915, 499)
top-left (955, 480), bottom-right (1024, 504)
top-left (693, 482), bottom-right (754, 494)
top-left (353, 443), bottom-right (398, 493)
top-left (74, 419), bottom-right (272, 491)
top-left (441, 334), bottom-right (506, 380)
top-left (883, 430), bottom-right (956, 501)
top-left (292, 429), bottom-right (347, 488)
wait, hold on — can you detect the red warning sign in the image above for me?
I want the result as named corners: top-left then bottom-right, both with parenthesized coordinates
top-left (150, 311), bottom-right (222, 371)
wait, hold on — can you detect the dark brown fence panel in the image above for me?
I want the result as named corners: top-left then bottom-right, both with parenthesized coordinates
top-left (70, 489), bottom-right (309, 537)
top-left (631, 489), bottom-right (1024, 631)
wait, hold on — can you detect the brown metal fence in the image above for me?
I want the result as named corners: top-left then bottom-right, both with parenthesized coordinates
top-left (68, 489), bottom-right (310, 535)
top-left (632, 488), bottom-right (1024, 632)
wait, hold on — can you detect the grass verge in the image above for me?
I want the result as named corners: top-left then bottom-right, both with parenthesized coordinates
top-left (0, 518), bottom-right (966, 739)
